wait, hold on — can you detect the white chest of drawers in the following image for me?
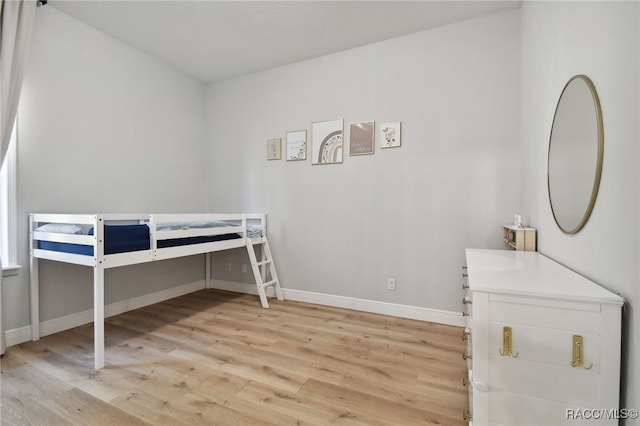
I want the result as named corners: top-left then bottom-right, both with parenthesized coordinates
top-left (465, 249), bottom-right (623, 426)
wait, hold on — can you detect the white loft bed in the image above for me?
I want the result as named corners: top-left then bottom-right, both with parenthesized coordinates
top-left (29, 213), bottom-right (283, 369)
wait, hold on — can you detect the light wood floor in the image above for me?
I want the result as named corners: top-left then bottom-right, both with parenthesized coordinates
top-left (1, 290), bottom-right (468, 425)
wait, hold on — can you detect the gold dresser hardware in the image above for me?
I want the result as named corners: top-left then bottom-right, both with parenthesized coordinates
top-left (571, 335), bottom-right (593, 369)
top-left (462, 311), bottom-right (470, 317)
top-left (462, 330), bottom-right (470, 341)
top-left (462, 266), bottom-right (469, 288)
top-left (462, 298), bottom-right (472, 305)
top-left (463, 352), bottom-right (472, 360)
top-left (462, 376), bottom-right (471, 386)
top-left (463, 410), bottom-right (472, 421)
top-left (499, 326), bottom-right (519, 358)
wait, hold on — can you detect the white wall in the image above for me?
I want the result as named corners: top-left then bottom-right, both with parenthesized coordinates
top-left (205, 11), bottom-right (521, 313)
top-left (3, 7), bottom-right (208, 330)
top-left (520, 1), bottom-right (639, 417)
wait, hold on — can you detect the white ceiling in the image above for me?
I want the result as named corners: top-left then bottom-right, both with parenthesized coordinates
top-left (50, 0), bottom-right (521, 84)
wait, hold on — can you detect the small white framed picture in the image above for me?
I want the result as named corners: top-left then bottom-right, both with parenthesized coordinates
top-left (380, 122), bottom-right (401, 148)
top-left (267, 138), bottom-right (282, 160)
top-left (286, 130), bottom-right (307, 161)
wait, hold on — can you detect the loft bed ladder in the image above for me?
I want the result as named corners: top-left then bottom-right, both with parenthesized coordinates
top-left (246, 237), bottom-right (283, 308)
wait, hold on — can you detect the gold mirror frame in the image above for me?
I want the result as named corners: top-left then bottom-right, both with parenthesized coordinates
top-left (547, 74), bottom-right (604, 235)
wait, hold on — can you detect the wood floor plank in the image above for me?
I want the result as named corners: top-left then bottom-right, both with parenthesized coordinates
top-left (1, 392), bottom-right (70, 426)
top-left (178, 390), bottom-right (298, 426)
top-left (299, 378), bottom-right (465, 426)
top-left (231, 380), bottom-right (383, 426)
top-left (41, 388), bottom-right (151, 426)
top-left (1, 289), bottom-right (467, 425)
top-left (1, 351), bottom-right (149, 426)
top-left (108, 387), bottom-right (198, 426)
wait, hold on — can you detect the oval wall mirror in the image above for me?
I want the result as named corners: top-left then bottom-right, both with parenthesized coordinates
top-left (547, 74), bottom-right (604, 234)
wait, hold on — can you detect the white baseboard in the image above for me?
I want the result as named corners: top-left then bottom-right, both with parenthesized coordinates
top-left (6, 325), bottom-right (31, 348)
top-left (5, 279), bottom-right (465, 348)
top-left (5, 280), bottom-right (205, 348)
top-left (210, 280), bottom-right (466, 327)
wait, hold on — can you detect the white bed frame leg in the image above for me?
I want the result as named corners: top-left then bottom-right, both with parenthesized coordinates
top-left (94, 215), bottom-right (105, 369)
top-left (94, 266), bottom-right (105, 369)
top-left (30, 270), bottom-right (40, 338)
top-left (29, 214), bottom-right (40, 341)
top-left (205, 253), bottom-right (211, 289)
top-left (30, 258), bottom-right (40, 340)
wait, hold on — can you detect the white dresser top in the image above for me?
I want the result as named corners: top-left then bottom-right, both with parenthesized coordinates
top-left (465, 249), bottom-right (623, 305)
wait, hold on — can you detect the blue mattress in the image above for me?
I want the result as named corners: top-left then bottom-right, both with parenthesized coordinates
top-left (38, 224), bottom-right (240, 256)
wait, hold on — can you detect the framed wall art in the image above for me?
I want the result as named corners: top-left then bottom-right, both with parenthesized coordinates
top-left (380, 122), bottom-right (401, 148)
top-left (286, 130), bottom-right (307, 161)
top-left (349, 121), bottom-right (375, 155)
top-left (266, 138), bottom-right (282, 160)
top-left (311, 119), bottom-right (343, 165)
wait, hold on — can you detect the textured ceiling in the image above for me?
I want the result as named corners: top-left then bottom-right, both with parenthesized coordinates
top-left (51, 0), bottom-right (521, 83)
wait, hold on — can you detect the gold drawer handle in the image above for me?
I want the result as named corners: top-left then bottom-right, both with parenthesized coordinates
top-left (462, 376), bottom-right (470, 386)
top-left (462, 283), bottom-right (469, 290)
top-left (462, 352), bottom-right (472, 360)
top-left (499, 326), bottom-right (519, 358)
top-left (462, 298), bottom-right (472, 305)
top-left (463, 409), bottom-right (472, 421)
top-left (462, 330), bottom-right (470, 341)
top-left (462, 311), bottom-right (469, 317)
top-left (571, 335), bottom-right (593, 369)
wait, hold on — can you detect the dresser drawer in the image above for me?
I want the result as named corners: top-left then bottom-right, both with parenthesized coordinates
top-left (488, 322), bottom-right (600, 372)
top-left (488, 294), bottom-right (603, 334)
top-left (489, 355), bottom-right (600, 406)
top-left (488, 391), bottom-right (615, 425)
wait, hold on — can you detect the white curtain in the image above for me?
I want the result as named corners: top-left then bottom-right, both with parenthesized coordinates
top-left (0, 0), bottom-right (37, 354)
top-left (1, 0), bottom-right (36, 168)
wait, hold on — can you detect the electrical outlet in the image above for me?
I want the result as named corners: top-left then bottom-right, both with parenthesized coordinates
top-left (242, 264), bottom-right (247, 273)
top-left (387, 278), bottom-right (396, 291)
top-left (227, 263), bottom-right (232, 271)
